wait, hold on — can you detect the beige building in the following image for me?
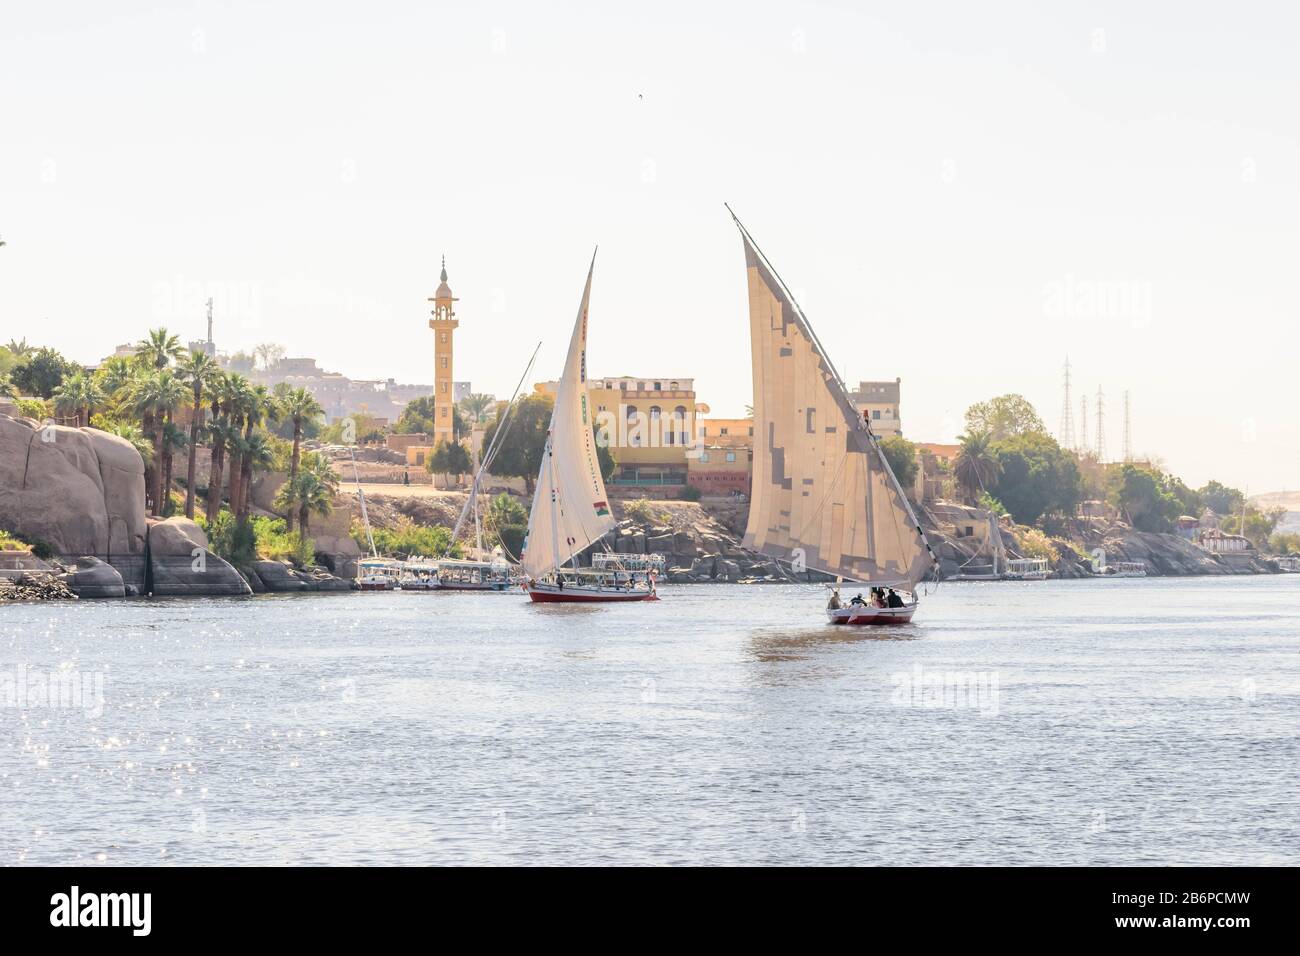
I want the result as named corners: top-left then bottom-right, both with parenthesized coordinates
top-left (428, 256), bottom-right (459, 447)
top-left (535, 375), bottom-right (700, 486)
top-left (697, 417), bottom-right (754, 449)
top-left (849, 379), bottom-right (902, 436)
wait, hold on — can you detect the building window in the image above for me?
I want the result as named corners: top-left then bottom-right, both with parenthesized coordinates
top-left (654, 382), bottom-right (661, 390)
top-left (872, 410), bottom-right (881, 420)
top-left (650, 406), bottom-right (661, 420)
top-left (699, 452), bottom-right (710, 463)
top-left (748, 427), bottom-right (753, 436)
top-left (726, 451), bottom-right (736, 462)
top-left (439, 332), bottom-right (447, 344)
top-left (440, 356), bottom-right (448, 369)
top-left (439, 382), bottom-right (447, 393)
top-left (440, 407), bottom-right (448, 417)
top-left (720, 427), bottom-right (729, 435)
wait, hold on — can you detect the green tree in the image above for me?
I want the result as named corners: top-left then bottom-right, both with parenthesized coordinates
top-left (878, 435), bottom-right (918, 491)
top-left (52, 371), bottom-right (103, 427)
top-left (129, 369), bottom-right (189, 514)
top-left (178, 350), bottom-right (220, 519)
top-left (1222, 506), bottom-right (1285, 549)
top-left (955, 430), bottom-right (1001, 504)
top-left (134, 327), bottom-right (184, 370)
top-left (428, 440), bottom-right (472, 480)
top-left (94, 355), bottom-right (137, 413)
top-left (1197, 480), bottom-right (1245, 517)
top-left (964, 394), bottom-right (1047, 442)
top-left (274, 455), bottom-right (337, 535)
top-left (275, 385), bottom-right (325, 530)
top-left (480, 394), bottom-right (553, 493)
top-left (10, 347), bottom-right (77, 398)
top-left (395, 394), bottom-right (466, 439)
top-left (458, 392), bottom-right (497, 426)
top-left (1111, 464), bottom-right (1182, 532)
top-left (989, 432), bottom-right (1081, 526)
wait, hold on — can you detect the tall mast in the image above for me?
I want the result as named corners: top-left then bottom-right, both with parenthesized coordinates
top-left (725, 203), bottom-right (936, 577)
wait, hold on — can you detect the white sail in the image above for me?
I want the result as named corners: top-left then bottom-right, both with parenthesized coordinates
top-left (733, 214), bottom-right (936, 588)
top-left (522, 252), bottom-right (614, 579)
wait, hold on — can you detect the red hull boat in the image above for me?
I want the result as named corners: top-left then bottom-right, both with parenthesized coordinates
top-left (525, 580), bottom-right (658, 603)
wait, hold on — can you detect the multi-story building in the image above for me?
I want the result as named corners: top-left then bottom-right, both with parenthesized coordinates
top-left (534, 375), bottom-right (699, 486)
top-left (687, 446), bottom-right (752, 495)
top-left (849, 378), bottom-right (902, 436)
top-left (697, 417), bottom-right (754, 449)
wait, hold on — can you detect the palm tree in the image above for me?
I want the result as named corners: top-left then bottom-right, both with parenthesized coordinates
top-left (276, 386), bottom-right (324, 530)
top-left (955, 430), bottom-right (1001, 505)
top-left (4, 338), bottom-right (33, 359)
top-left (288, 457), bottom-right (338, 535)
top-left (458, 392), bottom-right (496, 427)
top-left (161, 420), bottom-right (187, 515)
top-left (52, 371), bottom-right (103, 427)
top-left (233, 386), bottom-right (278, 521)
top-left (239, 432), bottom-right (275, 520)
top-left (134, 327), bottom-right (184, 370)
top-left (178, 351), bottom-right (219, 518)
top-left (95, 356), bottom-right (137, 412)
top-left (205, 417), bottom-right (237, 522)
top-left (222, 375), bottom-right (255, 523)
top-left (130, 369), bottom-right (190, 515)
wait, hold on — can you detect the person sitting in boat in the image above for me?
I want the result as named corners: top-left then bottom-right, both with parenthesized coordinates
top-left (886, 588), bottom-right (904, 608)
top-left (870, 589), bottom-right (886, 608)
top-left (828, 589), bottom-right (842, 610)
top-left (849, 593), bottom-right (866, 606)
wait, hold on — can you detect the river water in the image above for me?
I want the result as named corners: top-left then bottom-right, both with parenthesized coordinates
top-left (2, 576), bottom-right (1298, 866)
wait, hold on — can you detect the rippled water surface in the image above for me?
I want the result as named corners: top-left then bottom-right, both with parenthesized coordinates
top-left (2, 576), bottom-right (1298, 865)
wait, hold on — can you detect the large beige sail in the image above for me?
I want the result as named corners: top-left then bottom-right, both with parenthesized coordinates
top-left (734, 218), bottom-right (936, 587)
top-left (522, 252), bottom-right (615, 579)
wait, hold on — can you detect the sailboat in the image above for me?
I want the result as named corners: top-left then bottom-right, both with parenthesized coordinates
top-left (521, 251), bottom-right (658, 603)
top-left (728, 208), bottom-right (936, 624)
top-left (348, 445), bottom-right (402, 591)
top-left (408, 345), bottom-right (542, 592)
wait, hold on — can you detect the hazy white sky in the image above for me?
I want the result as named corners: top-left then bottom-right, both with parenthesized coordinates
top-left (2, 1), bottom-right (1297, 491)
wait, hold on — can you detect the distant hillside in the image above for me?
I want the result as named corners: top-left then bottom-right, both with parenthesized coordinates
top-left (1252, 491), bottom-right (1300, 534)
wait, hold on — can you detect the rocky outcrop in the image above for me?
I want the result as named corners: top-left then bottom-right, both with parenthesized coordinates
top-left (147, 516), bottom-right (251, 596)
top-left (568, 501), bottom-right (800, 584)
top-left (58, 556), bottom-right (128, 598)
top-left (249, 560), bottom-right (355, 592)
top-left (0, 414), bottom-right (148, 589)
top-left (0, 571), bottom-right (77, 601)
top-left (1093, 530), bottom-right (1270, 576)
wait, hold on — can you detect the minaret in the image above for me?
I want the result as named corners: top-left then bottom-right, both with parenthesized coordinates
top-left (428, 255), bottom-right (460, 447)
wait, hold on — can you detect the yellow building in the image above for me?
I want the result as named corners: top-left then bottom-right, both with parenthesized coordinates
top-left (697, 417), bottom-right (754, 449)
top-left (428, 256), bottom-right (459, 447)
top-left (535, 375), bottom-right (700, 486)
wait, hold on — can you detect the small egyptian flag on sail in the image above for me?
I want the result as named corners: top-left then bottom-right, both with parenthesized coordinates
top-left (593, 500), bottom-right (610, 517)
